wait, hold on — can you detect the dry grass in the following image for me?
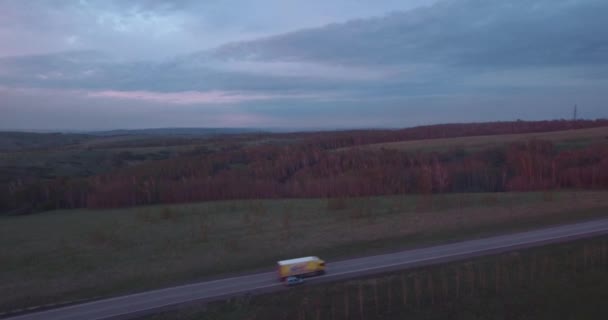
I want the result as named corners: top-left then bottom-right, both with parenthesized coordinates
top-left (352, 126), bottom-right (608, 152)
top-left (1, 191), bottom-right (608, 312)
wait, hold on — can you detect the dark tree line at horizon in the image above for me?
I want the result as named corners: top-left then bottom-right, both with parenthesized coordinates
top-left (1, 119), bottom-right (607, 214)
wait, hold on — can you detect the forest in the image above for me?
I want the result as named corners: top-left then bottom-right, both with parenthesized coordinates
top-left (1, 119), bottom-right (607, 214)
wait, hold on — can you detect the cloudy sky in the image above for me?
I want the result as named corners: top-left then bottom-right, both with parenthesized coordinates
top-left (1, 0), bottom-right (607, 130)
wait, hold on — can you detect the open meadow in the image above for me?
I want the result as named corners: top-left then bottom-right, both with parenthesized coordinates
top-left (355, 126), bottom-right (608, 153)
top-left (2, 191), bottom-right (608, 312)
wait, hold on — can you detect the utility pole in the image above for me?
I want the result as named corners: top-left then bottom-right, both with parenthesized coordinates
top-left (573, 104), bottom-right (578, 121)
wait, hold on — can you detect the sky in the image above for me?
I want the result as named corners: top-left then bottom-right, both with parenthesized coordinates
top-left (0, 0), bottom-right (607, 130)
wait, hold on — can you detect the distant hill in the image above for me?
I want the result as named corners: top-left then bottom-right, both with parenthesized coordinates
top-left (0, 131), bottom-right (91, 152)
top-left (0, 128), bottom-right (268, 152)
top-left (88, 128), bottom-right (265, 137)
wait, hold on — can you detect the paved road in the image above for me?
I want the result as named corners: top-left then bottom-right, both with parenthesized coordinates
top-left (7, 218), bottom-right (608, 320)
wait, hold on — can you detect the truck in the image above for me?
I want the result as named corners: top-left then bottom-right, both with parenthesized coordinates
top-left (277, 256), bottom-right (326, 281)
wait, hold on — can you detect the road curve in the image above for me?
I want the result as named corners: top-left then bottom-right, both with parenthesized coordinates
top-left (7, 217), bottom-right (608, 320)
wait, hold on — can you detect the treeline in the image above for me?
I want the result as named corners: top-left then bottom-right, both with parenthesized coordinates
top-left (1, 119), bottom-right (607, 213)
top-left (3, 139), bottom-right (607, 212)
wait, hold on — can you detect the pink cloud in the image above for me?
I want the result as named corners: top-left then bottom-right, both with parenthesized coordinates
top-left (86, 90), bottom-right (312, 105)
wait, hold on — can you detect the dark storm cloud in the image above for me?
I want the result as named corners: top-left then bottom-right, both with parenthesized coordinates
top-left (210, 0), bottom-right (608, 67)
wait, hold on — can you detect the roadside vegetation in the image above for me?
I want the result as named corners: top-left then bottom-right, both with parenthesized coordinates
top-left (1, 191), bottom-right (608, 312)
top-left (145, 235), bottom-right (608, 320)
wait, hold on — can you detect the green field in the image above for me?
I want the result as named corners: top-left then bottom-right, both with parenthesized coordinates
top-left (146, 236), bottom-right (608, 320)
top-left (1, 191), bottom-right (608, 312)
top-left (355, 126), bottom-right (608, 152)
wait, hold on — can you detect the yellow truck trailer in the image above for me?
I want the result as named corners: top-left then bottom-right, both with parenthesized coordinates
top-left (277, 256), bottom-right (326, 281)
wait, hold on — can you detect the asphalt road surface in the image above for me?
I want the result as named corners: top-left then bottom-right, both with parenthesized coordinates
top-left (7, 217), bottom-right (608, 320)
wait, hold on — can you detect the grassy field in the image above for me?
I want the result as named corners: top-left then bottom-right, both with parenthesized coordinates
top-left (1, 191), bottom-right (608, 312)
top-left (354, 126), bottom-right (608, 152)
top-left (147, 236), bottom-right (608, 320)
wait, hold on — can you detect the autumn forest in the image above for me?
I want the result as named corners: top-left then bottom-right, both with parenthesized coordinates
top-left (2, 119), bottom-right (608, 214)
